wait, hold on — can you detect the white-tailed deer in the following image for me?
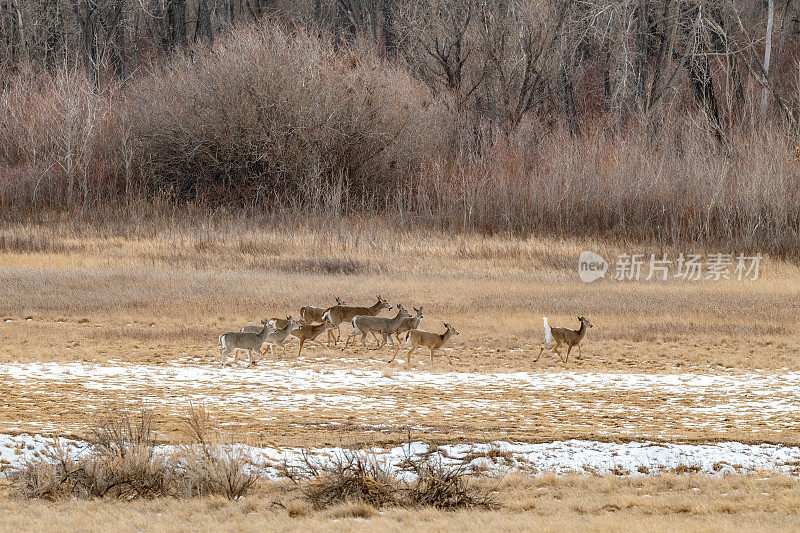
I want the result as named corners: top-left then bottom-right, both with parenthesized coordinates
top-left (292, 318), bottom-right (337, 357)
top-left (345, 304), bottom-right (411, 352)
top-left (220, 320), bottom-right (273, 366)
top-left (393, 306), bottom-right (423, 345)
top-left (535, 316), bottom-right (593, 363)
top-left (397, 323), bottom-right (459, 365)
top-left (300, 296), bottom-right (346, 324)
top-left (242, 317), bottom-right (291, 332)
top-left (263, 316), bottom-right (302, 358)
top-left (321, 295), bottom-right (392, 346)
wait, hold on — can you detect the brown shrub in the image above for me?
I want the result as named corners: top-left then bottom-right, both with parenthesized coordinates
top-left (9, 406), bottom-right (256, 501)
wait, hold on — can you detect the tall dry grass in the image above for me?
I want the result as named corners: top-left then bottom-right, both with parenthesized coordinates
top-left (2, 21), bottom-right (800, 257)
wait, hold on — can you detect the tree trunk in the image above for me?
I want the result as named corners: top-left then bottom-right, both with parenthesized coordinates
top-left (761, 0), bottom-right (774, 118)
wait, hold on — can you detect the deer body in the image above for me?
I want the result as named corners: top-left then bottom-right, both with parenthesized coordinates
top-left (242, 316), bottom-right (293, 332)
top-left (300, 296), bottom-right (345, 324)
top-left (263, 317), bottom-right (301, 358)
top-left (393, 306), bottom-right (423, 344)
top-left (292, 319), bottom-right (337, 357)
top-left (220, 320), bottom-right (273, 366)
top-left (322, 296), bottom-right (391, 346)
top-left (536, 316), bottom-right (593, 363)
top-left (346, 305), bottom-right (411, 352)
top-left (398, 323), bottom-right (459, 365)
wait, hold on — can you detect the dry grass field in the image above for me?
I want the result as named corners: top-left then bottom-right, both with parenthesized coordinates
top-left (2, 474), bottom-right (800, 532)
top-left (1, 219), bottom-right (800, 530)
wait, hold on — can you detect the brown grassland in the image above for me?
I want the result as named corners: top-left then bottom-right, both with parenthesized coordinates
top-left (2, 473), bottom-right (800, 531)
top-left (1, 219), bottom-right (800, 531)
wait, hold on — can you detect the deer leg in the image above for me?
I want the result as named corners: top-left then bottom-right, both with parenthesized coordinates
top-left (298, 339), bottom-right (305, 358)
top-left (406, 346), bottom-right (416, 365)
top-left (534, 345), bottom-right (545, 362)
top-left (577, 344), bottom-right (582, 360)
top-left (371, 331), bottom-right (382, 347)
top-left (370, 331), bottom-right (383, 350)
top-left (430, 348), bottom-right (435, 365)
top-left (344, 331), bottom-right (352, 348)
top-left (563, 344), bottom-right (573, 363)
top-left (386, 337), bottom-right (400, 362)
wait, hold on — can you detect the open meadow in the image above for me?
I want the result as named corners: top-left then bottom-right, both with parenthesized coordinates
top-left (1, 220), bottom-right (800, 530)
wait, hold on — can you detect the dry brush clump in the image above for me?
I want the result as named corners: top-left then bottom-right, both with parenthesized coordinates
top-left (281, 448), bottom-right (496, 511)
top-left (8, 406), bottom-right (257, 501)
top-left (122, 23), bottom-right (443, 212)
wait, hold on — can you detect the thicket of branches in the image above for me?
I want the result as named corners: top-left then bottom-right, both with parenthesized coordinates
top-left (2, 1), bottom-right (800, 255)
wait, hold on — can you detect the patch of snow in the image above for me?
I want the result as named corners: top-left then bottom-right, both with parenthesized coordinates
top-left (2, 433), bottom-right (800, 479)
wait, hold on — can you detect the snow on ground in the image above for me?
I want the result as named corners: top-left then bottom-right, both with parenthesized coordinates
top-left (2, 360), bottom-right (800, 440)
top-left (2, 433), bottom-right (800, 478)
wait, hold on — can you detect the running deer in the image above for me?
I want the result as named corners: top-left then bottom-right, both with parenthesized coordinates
top-left (300, 296), bottom-right (346, 324)
top-left (321, 295), bottom-right (392, 346)
top-left (242, 317), bottom-right (293, 332)
top-left (393, 306), bottom-right (423, 345)
top-left (396, 323), bottom-right (459, 365)
top-left (220, 320), bottom-right (273, 366)
top-left (292, 318), bottom-right (337, 357)
top-left (345, 304), bottom-right (412, 352)
top-left (263, 316), bottom-right (302, 358)
top-left (535, 316), bottom-right (593, 363)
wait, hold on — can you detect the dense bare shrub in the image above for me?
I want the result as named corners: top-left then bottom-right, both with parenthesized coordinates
top-left (282, 447), bottom-right (496, 510)
top-left (2, 12), bottom-right (800, 257)
top-left (123, 23), bottom-right (442, 209)
top-left (9, 406), bottom-right (256, 501)
top-left (402, 455), bottom-right (497, 510)
top-left (282, 450), bottom-right (398, 509)
top-left (10, 410), bottom-right (175, 499)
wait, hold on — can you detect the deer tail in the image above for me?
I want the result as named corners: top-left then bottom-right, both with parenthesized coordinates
top-left (543, 317), bottom-right (553, 343)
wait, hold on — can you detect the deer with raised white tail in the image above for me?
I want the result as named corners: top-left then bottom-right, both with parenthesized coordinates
top-left (536, 316), bottom-right (593, 363)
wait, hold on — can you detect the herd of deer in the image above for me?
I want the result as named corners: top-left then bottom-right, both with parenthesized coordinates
top-left (218, 295), bottom-right (592, 367)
